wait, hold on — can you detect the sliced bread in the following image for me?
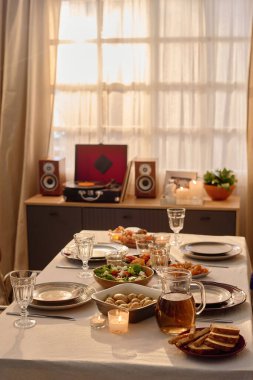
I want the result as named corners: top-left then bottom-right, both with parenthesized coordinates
top-left (187, 342), bottom-right (216, 354)
top-left (210, 323), bottom-right (240, 336)
top-left (209, 331), bottom-right (239, 345)
top-left (205, 337), bottom-right (237, 352)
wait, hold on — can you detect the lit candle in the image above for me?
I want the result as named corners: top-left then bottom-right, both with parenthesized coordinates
top-left (108, 309), bottom-right (129, 334)
top-left (175, 187), bottom-right (190, 205)
top-left (189, 179), bottom-right (203, 198)
top-left (154, 233), bottom-right (170, 247)
top-left (90, 313), bottom-right (106, 329)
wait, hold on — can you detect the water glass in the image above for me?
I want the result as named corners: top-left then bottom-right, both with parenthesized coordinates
top-left (106, 249), bottom-right (125, 266)
top-left (10, 270), bottom-right (37, 329)
top-left (134, 233), bottom-right (154, 256)
top-left (74, 231), bottom-right (95, 279)
top-left (149, 243), bottom-right (170, 289)
top-left (167, 208), bottom-right (186, 246)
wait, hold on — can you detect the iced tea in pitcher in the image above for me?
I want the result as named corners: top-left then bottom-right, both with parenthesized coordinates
top-left (155, 268), bottom-right (205, 335)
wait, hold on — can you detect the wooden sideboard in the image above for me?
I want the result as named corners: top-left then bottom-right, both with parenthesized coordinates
top-left (25, 194), bottom-right (240, 270)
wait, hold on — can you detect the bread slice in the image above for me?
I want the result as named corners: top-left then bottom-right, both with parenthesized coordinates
top-left (205, 337), bottom-right (237, 352)
top-left (187, 342), bottom-right (216, 354)
top-left (175, 327), bottom-right (210, 347)
top-left (210, 323), bottom-right (240, 336)
top-left (209, 331), bottom-right (239, 345)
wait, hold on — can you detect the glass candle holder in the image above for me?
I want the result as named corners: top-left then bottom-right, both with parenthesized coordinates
top-left (90, 313), bottom-right (106, 329)
top-left (108, 309), bottom-right (129, 334)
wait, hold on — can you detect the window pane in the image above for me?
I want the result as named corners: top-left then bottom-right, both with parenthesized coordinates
top-left (103, 44), bottom-right (150, 84)
top-left (56, 44), bottom-right (98, 84)
top-left (59, 0), bottom-right (97, 40)
top-left (102, 0), bottom-right (150, 38)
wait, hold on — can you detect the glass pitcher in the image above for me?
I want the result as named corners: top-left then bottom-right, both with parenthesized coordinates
top-left (155, 268), bottom-right (206, 335)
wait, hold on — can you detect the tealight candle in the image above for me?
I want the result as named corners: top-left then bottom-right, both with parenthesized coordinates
top-left (108, 309), bottom-right (129, 334)
top-left (90, 313), bottom-right (106, 329)
top-left (154, 233), bottom-right (170, 247)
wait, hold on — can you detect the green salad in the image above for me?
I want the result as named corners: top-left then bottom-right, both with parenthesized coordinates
top-left (94, 264), bottom-right (148, 282)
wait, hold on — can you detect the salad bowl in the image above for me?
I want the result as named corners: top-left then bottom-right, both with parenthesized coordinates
top-left (93, 264), bottom-right (154, 288)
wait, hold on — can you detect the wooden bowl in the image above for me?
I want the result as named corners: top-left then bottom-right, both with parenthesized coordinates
top-left (93, 265), bottom-right (154, 288)
top-left (204, 184), bottom-right (235, 201)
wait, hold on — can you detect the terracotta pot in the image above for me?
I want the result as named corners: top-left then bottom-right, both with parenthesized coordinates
top-left (204, 184), bottom-right (235, 201)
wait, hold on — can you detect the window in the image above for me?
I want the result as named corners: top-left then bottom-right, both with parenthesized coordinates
top-left (49, 0), bottom-right (252, 186)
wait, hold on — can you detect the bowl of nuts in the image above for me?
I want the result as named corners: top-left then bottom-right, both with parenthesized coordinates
top-left (91, 283), bottom-right (161, 323)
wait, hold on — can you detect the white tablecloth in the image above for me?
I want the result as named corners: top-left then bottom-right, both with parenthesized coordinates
top-left (0, 232), bottom-right (252, 380)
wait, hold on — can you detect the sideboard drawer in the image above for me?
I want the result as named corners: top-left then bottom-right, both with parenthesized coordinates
top-left (184, 210), bottom-right (236, 236)
top-left (27, 206), bottom-right (82, 269)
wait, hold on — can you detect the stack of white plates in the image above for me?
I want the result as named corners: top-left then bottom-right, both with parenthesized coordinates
top-left (30, 282), bottom-right (94, 310)
top-left (180, 241), bottom-right (241, 261)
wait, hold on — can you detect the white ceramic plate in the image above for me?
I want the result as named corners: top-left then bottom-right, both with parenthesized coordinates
top-left (185, 242), bottom-right (232, 255)
top-left (61, 243), bottom-right (128, 262)
top-left (192, 284), bottom-right (231, 305)
top-left (198, 281), bottom-right (246, 311)
top-left (33, 282), bottom-right (85, 304)
top-left (30, 282), bottom-right (95, 310)
top-left (181, 243), bottom-right (241, 261)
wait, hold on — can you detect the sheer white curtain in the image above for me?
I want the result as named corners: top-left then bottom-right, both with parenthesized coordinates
top-left (49, 0), bottom-right (253, 236)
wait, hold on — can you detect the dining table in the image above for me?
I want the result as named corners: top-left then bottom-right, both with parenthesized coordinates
top-left (0, 231), bottom-right (252, 380)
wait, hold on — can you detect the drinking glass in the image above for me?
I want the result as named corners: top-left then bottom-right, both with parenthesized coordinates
top-left (167, 208), bottom-right (186, 246)
top-left (10, 270), bottom-right (37, 329)
top-left (74, 231), bottom-right (95, 279)
top-left (149, 244), bottom-right (170, 289)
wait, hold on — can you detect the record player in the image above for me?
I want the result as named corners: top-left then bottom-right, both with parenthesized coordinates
top-left (63, 144), bottom-right (128, 203)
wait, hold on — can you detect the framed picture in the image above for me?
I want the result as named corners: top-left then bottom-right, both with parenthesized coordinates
top-left (163, 170), bottom-right (197, 194)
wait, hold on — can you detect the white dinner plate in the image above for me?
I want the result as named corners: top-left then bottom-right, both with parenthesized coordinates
top-left (61, 243), bottom-right (129, 262)
top-left (33, 282), bottom-right (85, 304)
top-left (185, 242), bottom-right (232, 255)
top-left (30, 282), bottom-right (95, 310)
top-left (198, 281), bottom-right (246, 311)
top-left (192, 284), bottom-right (231, 305)
top-left (180, 242), bottom-right (241, 261)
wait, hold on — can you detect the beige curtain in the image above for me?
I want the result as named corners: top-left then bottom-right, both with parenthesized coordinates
top-left (247, 23), bottom-right (253, 265)
top-left (0, 0), bottom-right (61, 275)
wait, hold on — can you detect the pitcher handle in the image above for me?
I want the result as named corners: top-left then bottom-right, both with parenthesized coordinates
top-left (191, 280), bottom-right (206, 315)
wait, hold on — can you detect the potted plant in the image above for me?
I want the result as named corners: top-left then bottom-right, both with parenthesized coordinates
top-left (203, 168), bottom-right (237, 201)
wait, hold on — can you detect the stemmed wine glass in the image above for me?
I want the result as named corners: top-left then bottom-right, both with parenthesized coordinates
top-left (149, 243), bottom-right (170, 289)
top-left (74, 231), bottom-right (95, 279)
top-left (10, 270), bottom-right (37, 329)
top-left (167, 208), bottom-right (186, 246)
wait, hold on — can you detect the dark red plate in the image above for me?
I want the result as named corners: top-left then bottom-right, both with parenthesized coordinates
top-left (177, 330), bottom-right (246, 359)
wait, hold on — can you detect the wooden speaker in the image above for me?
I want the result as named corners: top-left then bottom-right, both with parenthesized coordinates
top-left (135, 159), bottom-right (156, 198)
top-left (39, 158), bottom-right (66, 196)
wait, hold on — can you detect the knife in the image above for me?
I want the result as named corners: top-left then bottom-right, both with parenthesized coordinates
top-left (56, 265), bottom-right (81, 269)
top-left (6, 312), bottom-right (76, 321)
top-left (197, 318), bottom-right (233, 323)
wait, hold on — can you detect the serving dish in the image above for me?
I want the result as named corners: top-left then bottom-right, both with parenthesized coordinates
top-left (30, 282), bottom-right (95, 310)
top-left (198, 281), bottom-right (246, 311)
top-left (92, 283), bottom-right (161, 323)
top-left (93, 264), bottom-right (154, 288)
top-left (109, 226), bottom-right (153, 248)
top-left (181, 242), bottom-right (241, 261)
